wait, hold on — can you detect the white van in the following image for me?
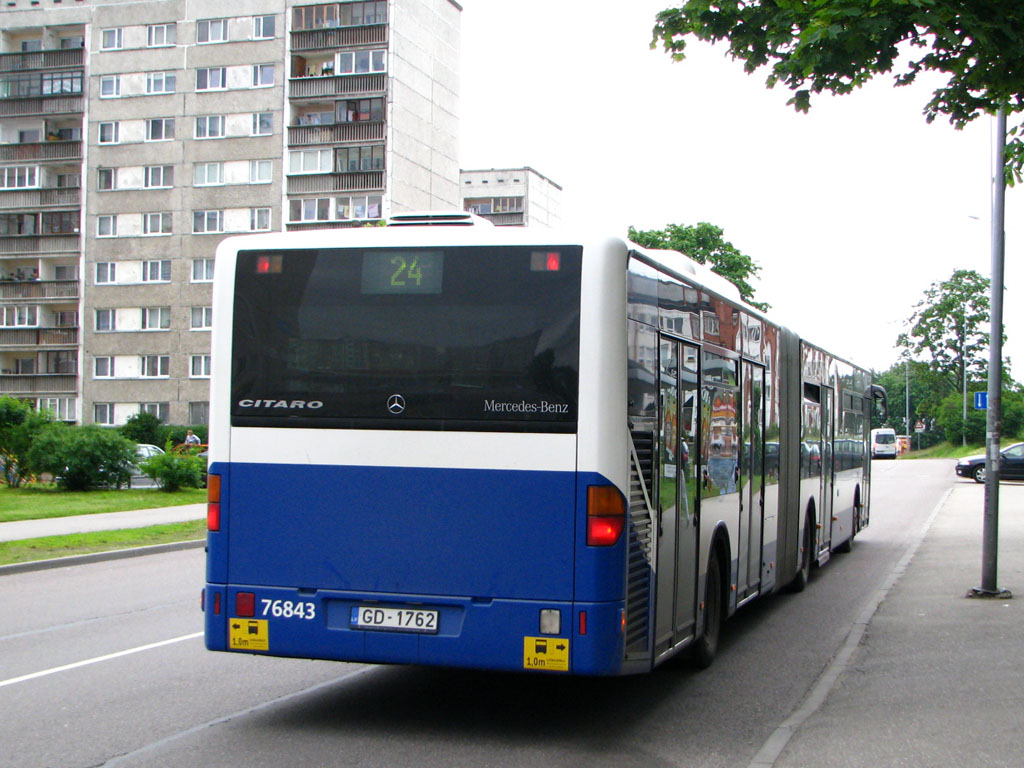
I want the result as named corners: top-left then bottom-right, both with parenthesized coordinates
top-left (871, 427), bottom-right (898, 459)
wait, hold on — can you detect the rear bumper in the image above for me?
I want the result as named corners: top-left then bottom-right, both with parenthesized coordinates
top-left (205, 584), bottom-right (628, 676)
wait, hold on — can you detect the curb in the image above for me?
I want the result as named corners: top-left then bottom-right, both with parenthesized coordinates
top-left (0, 538), bottom-right (205, 577)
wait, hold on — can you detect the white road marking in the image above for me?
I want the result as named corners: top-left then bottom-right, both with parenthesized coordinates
top-left (0, 631), bottom-right (203, 689)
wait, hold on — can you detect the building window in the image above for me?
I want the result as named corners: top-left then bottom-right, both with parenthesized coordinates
top-left (250, 207), bottom-right (271, 231)
top-left (95, 309), bottom-right (116, 332)
top-left (98, 122), bottom-right (120, 144)
top-left (1, 305), bottom-right (37, 327)
top-left (146, 118), bottom-right (175, 141)
top-left (95, 263), bottom-right (116, 285)
top-left (39, 397), bottom-right (76, 421)
top-left (336, 50), bottom-right (386, 75)
top-left (190, 355), bottom-right (211, 378)
top-left (140, 402), bottom-right (169, 422)
top-left (196, 67), bottom-right (227, 91)
top-left (194, 162), bottom-right (224, 186)
top-left (94, 403), bottom-right (114, 426)
top-left (249, 159), bottom-right (271, 183)
top-left (191, 306), bottom-right (213, 330)
top-left (140, 355), bottom-right (170, 377)
top-left (100, 28), bottom-right (123, 50)
top-left (144, 166), bottom-right (174, 189)
top-left (41, 212), bottom-right (78, 234)
top-left (288, 149), bottom-right (332, 174)
top-left (336, 145), bottom-right (384, 172)
top-left (337, 98), bottom-right (384, 123)
top-left (94, 356), bottom-right (113, 378)
top-left (0, 166), bottom-right (39, 189)
top-left (193, 211), bottom-right (224, 234)
top-left (195, 115), bottom-right (225, 139)
top-left (189, 401), bottom-right (210, 425)
top-left (42, 71), bottom-right (82, 95)
top-left (141, 307), bottom-right (170, 330)
top-left (97, 168), bottom-right (117, 191)
top-left (55, 310), bottom-right (78, 327)
top-left (46, 351), bottom-right (77, 375)
top-left (146, 71), bottom-right (176, 95)
top-left (57, 174), bottom-right (80, 189)
top-left (336, 194), bottom-right (382, 220)
top-left (55, 265), bottom-right (78, 281)
top-left (253, 15), bottom-right (276, 39)
top-left (142, 260), bottom-right (171, 282)
top-left (252, 64), bottom-right (275, 88)
top-left (99, 75), bottom-right (121, 98)
top-left (289, 198), bottom-right (331, 222)
top-left (294, 2), bottom-right (386, 30)
top-left (147, 23), bottom-right (177, 47)
top-left (197, 18), bottom-right (228, 44)
top-left (465, 197), bottom-right (523, 214)
top-left (252, 112), bottom-right (273, 136)
top-left (97, 215), bottom-right (117, 237)
top-left (191, 259), bottom-right (215, 283)
top-left (143, 213), bottom-right (172, 235)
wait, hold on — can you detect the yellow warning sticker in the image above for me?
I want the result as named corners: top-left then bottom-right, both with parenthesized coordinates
top-left (229, 618), bottom-right (269, 651)
top-left (523, 636), bottom-right (569, 672)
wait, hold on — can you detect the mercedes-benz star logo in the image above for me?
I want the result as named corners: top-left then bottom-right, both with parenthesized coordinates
top-left (386, 394), bottom-right (406, 415)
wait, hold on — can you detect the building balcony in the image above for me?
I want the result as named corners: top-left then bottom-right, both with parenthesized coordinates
top-left (0, 279), bottom-right (78, 301)
top-left (289, 73), bottom-right (385, 99)
top-left (285, 219), bottom-right (374, 231)
top-left (287, 171), bottom-right (384, 195)
top-left (0, 188), bottom-right (80, 211)
top-left (478, 212), bottom-right (526, 226)
top-left (0, 326), bottom-right (78, 349)
top-left (290, 24), bottom-right (387, 52)
top-left (0, 234), bottom-right (79, 255)
top-left (288, 121), bottom-right (385, 146)
top-left (0, 140), bottom-right (82, 163)
top-left (0, 96), bottom-right (83, 118)
top-left (0, 372), bottom-right (77, 395)
top-left (0, 48), bottom-right (84, 73)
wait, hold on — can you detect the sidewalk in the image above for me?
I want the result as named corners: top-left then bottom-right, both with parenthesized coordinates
top-left (774, 481), bottom-right (1024, 767)
top-left (0, 503), bottom-right (205, 543)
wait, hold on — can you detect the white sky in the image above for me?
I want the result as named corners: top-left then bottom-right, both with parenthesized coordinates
top-left (457, 0), bottom-right (1023, 379)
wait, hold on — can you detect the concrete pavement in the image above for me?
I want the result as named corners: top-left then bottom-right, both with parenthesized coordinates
top-left (0, 502), bottom-right (205, 543)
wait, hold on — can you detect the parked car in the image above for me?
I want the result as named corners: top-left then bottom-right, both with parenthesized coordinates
top-left (955, 442), bottom-right (1024, 483)
top-left (130, 443), bottom-right (165, 488)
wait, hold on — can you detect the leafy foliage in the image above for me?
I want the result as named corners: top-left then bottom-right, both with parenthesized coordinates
top-left (896, 270), bottom-right (999, 396)
top-left (652, 0), bottom-right (1024, 182)
top-left (26, 425), bottom-right (136, 491)
top-left (628, 221), bottom-right (767, 309)
top-left (936, 386), bottom-right (1024, 444)
top-left (0, 397), bottom-right (54, 487)
top-left (119, 412), bottom-right (163, 446)
top-left (139, 451), bottom-right (206, 492)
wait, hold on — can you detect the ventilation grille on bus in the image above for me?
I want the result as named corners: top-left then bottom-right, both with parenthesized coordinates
top-left (386, 211), bottom-right (494, 227)
top-left (625, 430), bottom-right (655, 655)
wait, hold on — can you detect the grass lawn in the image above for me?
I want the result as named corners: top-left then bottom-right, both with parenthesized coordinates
top-left (0, 520), bottom-right (206, 566)
top-left (902, 437), bottom-right (1021, 460)
top-left (0, 485), bottom-right (206, 523)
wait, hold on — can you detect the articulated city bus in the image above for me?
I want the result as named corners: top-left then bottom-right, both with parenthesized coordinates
top-left (203, 214), bottom-right (884, 675)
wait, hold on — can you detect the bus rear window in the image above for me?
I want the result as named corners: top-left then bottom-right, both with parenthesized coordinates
top-left (231, 246), bottom-right (582, 432)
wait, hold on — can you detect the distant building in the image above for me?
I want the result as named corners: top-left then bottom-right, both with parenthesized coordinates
top-left (0, 0), bottom-right (461, 426)
top-left (460, 167), bottom-right (560, 227)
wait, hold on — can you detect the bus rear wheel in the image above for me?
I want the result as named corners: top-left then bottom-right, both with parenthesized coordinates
top-left (691, 547), bottom-right (723, 669)
top-left (790, 514), bottom-right (813, 592)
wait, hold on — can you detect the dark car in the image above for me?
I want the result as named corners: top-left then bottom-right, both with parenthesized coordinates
top-left (955, 442), bottom-right (1024, 483)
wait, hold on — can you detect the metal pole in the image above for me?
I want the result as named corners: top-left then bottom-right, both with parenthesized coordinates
top-left (962, 363), bottom-right (967, 447)
top-left (905, 360), bottom-right (910, 443)
top-left (974, 108), bottom-right (1009, 598)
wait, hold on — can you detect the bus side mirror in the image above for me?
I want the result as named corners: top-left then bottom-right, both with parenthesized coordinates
top-left (870, 384), bottom-right (888, 421)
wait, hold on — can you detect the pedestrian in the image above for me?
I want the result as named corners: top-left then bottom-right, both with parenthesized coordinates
top-left (184, 429), bottom-right (201, 446)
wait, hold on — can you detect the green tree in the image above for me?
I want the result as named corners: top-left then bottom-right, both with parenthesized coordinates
top-left (0, 397), bottom-right (53, 486)
top-left (628, 221), bottom-right (767, 309)
top-left (119, 411), bottom-right (163, 446)
top-left (27, 424), bottom-right (136, 490)
top-left (896, 270), bottom-right (997, 398)
top-left (652, 1), bottom-right (1024, 182)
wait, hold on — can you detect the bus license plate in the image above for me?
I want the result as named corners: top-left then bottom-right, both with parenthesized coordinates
top-left (350, 606), bottom-right (439, 634)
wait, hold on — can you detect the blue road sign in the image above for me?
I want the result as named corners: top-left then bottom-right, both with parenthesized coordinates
top-left (974, 391), bottom-right (988, 410)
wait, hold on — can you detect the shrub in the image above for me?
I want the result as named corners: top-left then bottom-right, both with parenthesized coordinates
top-left (0, 396), bottom-right (54, 486)
top-left (120, 412), bottom-right (163, 446)
top-left (139, 451), bottom-right (206, 492)
top-left (27, 424), bottom-right (136, 490)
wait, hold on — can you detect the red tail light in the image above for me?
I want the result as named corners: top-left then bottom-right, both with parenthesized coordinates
top-left (587, 485), bottom-right (626, 546)
top-left (236, 592), bottom-right (255, 617)
top-left (207, 473), bottom-right (221, 532)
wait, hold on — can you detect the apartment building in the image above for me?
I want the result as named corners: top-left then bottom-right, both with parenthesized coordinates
top-left (460, 167), bottom-right (561, 228)
top-left (0, 0), bottom-right (460, 426)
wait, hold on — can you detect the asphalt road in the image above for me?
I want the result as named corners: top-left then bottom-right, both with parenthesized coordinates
top-left (0, 459), bottom-right (953, 768)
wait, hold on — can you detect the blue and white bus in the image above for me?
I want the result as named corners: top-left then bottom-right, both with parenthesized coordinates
top-left (203, 213), bottom-right (883, 675)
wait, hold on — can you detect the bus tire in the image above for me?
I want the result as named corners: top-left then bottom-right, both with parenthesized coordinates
top-left (790, 512), bottom-right (814, 592)
top-left (836, 496), bottom-right (859, 554)
top-left (691, 545), bottom-right (723, 669)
